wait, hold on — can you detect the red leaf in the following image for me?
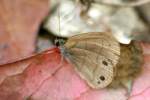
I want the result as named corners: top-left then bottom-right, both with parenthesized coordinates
top-left (0, 43), bottom-right (149, 100)
top-left (0, 47), bottom-right (126, 100)
top-left (0, 47), bottom-right (65, 99)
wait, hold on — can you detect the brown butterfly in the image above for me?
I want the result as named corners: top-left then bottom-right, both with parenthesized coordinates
top-left (60, 32), bottom-right (120, 89)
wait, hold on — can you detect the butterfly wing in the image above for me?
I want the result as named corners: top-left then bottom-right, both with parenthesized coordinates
top-left (64, 32), bottom-right (120, 89)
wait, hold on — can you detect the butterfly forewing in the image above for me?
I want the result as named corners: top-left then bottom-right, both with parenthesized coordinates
top-left (65, 33), bottom-right (120, 55)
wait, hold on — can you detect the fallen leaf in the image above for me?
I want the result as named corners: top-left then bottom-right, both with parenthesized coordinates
top-left (0, 0), bottom-right (49, 64)
top-left (0, 42), bottom-right (149, 100)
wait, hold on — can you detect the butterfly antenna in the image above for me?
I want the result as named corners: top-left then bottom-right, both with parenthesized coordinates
top-left (55, 4), bottom-right (61, 46)
top-left (58, 4), bottom-right (61, 37)
top-left (56, 4), bottom-right (66, 64)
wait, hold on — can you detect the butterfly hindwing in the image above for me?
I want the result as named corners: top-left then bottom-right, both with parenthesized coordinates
top-left (68, 47), bottom-right (114, 88)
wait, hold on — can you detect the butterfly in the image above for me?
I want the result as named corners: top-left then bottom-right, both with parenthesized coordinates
top-left (60, 32), bottom-right (120, 89)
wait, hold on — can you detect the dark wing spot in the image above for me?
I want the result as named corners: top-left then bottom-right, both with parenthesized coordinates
top-left (97, 81), bottom-right (100, 84)
top-left (102, 60), bottom-right (108, 66)
top-left (99, 76), bottom-right (105, 81)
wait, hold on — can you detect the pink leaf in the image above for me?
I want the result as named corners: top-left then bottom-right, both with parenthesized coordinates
top-left (0, 0), bottom-right (49, 64)
top-left (0, 43), bottom-right (149, 100)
